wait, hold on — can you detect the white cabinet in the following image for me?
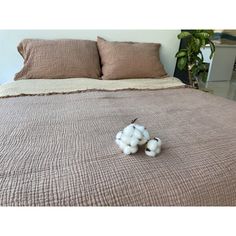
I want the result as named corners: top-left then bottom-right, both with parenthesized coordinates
top-left (201, 44), bottom-right (236, 82)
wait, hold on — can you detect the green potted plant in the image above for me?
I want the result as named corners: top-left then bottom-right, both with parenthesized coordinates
top-left (175, 30), bottom-right (216, 88)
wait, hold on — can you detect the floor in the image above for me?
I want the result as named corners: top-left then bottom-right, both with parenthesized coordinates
top-left (205, 71), bottom-right (236, 101)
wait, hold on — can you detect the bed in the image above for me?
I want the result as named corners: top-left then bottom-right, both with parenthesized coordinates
top-left (0, 77), bottom-right (236, 206)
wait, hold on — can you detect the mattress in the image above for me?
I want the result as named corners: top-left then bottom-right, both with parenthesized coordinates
top-left (0, 79), bottom-right (236, 206)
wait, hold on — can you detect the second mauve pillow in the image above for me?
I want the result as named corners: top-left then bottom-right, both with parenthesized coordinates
top-left (14, 39), bottom-right (101, 80)
top-left (97, 37), bottom-right (167, 80)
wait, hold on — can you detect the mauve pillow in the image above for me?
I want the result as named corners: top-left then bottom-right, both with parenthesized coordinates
top-left (14, 39), bottom-right (101, 80)
top-left (97, 37), bottom-right (167, 80)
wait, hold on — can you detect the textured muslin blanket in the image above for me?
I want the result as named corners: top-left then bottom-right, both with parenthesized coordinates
top-left (0, 88), bottom-right (236, 206)
top-left (0, 77), bottom-right (184, 98)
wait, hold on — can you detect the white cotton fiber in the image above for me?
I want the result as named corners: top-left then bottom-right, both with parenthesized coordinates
top-left (142, 129), bottom-right (150, 140)
top-left (145, 150), bottom-right (156, 157)
top-left (123, 125), bottom-right (135, 137)
top-left (130, 145), bottom-right (138, 154)
top-left (147, 139), bottom-right (159, 151)
top-left (115, 122), bottom-right (159, 156)
top-left (116, 139), bottom-right (127, 150)
top-left (133, 129), bottom-right (142, 139)
top-left (138, 129), bottom-right (150, 145)
top-left (116, 131), bottom-right (123, 140)
top-left (145, 137), bottom-right (162, 157)
top-left (121, 135), bottom-right (131, 145)
top-left (138, 138), bottom-right (147, 145)
top-left (154, 138), bottom-right (162, 147)
top-left (134, 124), bottom-right (145, 132)
top-left (130, 138), bottom-right (139, 147)
top-left (123, 145), bottom-right (138, 155)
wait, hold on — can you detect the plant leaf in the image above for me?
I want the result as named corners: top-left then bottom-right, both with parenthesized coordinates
top-left (195, 32), bottom-right (210, 39)
top-left (199, 51), bottom-right (204, 61)
top-left (199, 63), bottom-right (206, 71)
top-left (177, 31), bottom-right (192, 39)
top-left (175, 30), bottom-right (215, 75)
top-left (193, 55), bottom-right (203, 65)
top-left (204, 30), bottom-right (214, 36)
top-left (177, 57), bottom-right (187, 70)
top-left (201, 38), bottom-right (206, 48)
top-left (175, 50), bottom-right (187, 58)
top-left (193, 37), bottom-right (201, 49)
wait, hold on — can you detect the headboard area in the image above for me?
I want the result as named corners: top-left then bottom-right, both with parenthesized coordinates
top-left (0, 30), bottom-right (180, 84)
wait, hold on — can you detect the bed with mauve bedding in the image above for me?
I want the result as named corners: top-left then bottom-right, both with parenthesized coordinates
top-left (0, 78), bottom-right (236, 206)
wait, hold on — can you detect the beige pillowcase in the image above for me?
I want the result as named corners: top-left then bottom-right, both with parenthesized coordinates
top-left (14, 39), bottom-right (101, 80)
top-left (97, 37), bottom-right (167, 80)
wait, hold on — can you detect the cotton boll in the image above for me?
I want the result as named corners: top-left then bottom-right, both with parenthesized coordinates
top-left (123, 145), bottom-right (138, 155)
top-left (138, 137), bottom-right (148, 145)
top-left (145, 148), bottom-right (156, 157)
top-left (130, 137), bottom-right (139, 147)
top-left (133, 129), bottom-right (142, 139)
top-left (147, 139), bottom-right (159, 151)
top-left (154, 137), bottom-right (162, 147)
top-left (142, 129), bottom-right (150, 141)
top-left (138, 129), bottom-right (150, 146)
top-left (116, 139), bottom-right (127, 150)
top-left (130, 145), bottom-right (138, 154)
top-left (121, 135), bottom-right (131, 145)
top-left (115, 138), bottom-right (120, 146)
top-left (134, 124), bottom-right (145, 133)
top-left (123, 124), bottom-right (135, 137)
top-left (116, 131), bottom-right (123, 140)
top-left (123, 146), bottom-right (132, 155)
top-left (145, 137), bottom-right (162, 157)
top-left (115, 123), bottom-right (157, 156)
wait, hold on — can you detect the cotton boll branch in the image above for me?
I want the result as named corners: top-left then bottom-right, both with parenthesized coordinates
top-left (131, 118), bottom-right (138, 124)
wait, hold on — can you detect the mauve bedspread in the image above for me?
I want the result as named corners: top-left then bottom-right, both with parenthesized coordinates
top-left (0, 88), bottom-right (236, 206)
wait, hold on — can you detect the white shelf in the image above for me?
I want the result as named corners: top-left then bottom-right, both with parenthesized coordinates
top-left (202, 45), bottom-right (236, 82)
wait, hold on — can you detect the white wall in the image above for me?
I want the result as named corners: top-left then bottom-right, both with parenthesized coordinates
top-left (0, 30), bottom-right (180, 84)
